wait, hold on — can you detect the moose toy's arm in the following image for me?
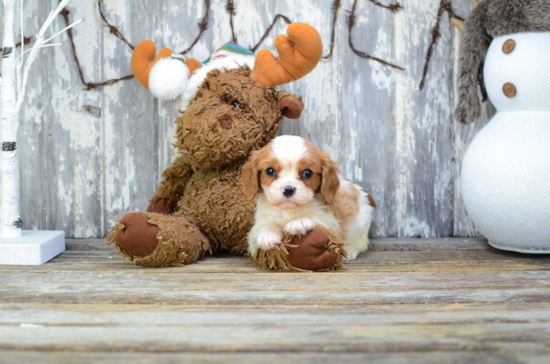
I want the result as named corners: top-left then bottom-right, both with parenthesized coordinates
top-left (454, 1), bottom-right (490, 125)
top-left (147, 154), bottom-right (194, 215)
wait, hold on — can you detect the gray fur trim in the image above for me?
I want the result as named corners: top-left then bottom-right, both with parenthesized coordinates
top-left (455, 0), bottom-right (550, 124)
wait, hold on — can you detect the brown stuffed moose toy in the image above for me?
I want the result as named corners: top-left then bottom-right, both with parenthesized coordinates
top-left (106, 23), bottom-right (348, 271)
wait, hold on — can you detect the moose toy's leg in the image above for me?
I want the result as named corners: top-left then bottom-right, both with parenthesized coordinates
top-left (106, 212), bottom-right (211, 267)
top-left (252, 227), bottom-right (347, 272)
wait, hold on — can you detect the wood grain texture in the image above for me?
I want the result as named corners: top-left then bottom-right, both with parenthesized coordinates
top-left (338, 0), bottom-right (394, 238)
top-left (1, 351), bottom-right (548, 364)
top-left (1, 238), bottom-right (550, 362)
top-left (1, 0), bottom-right (493, 238)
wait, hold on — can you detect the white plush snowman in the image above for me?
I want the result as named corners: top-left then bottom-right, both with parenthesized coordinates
top-left (455, 0), bottom-right (550, 253)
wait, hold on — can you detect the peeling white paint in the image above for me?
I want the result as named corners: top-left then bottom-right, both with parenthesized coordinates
top-left (403, 217), bottom-right (431, 237)
top-left (13, 0), bottom-right (481, 239)
top-left (371, 28), bottom-right (392, 91)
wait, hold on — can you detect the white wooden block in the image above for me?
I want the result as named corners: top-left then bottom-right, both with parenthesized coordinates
top-left (0, 231), bottom-right (65, 265)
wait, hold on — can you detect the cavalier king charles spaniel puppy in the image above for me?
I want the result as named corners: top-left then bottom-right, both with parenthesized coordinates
top-left (242, 135), bottom-right (376, 261)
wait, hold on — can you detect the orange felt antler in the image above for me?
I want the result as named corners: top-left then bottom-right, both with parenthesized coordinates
top-left (251, 23), bottom-right (323, 88)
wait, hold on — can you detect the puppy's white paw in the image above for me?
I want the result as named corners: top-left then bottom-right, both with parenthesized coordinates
top-left (284, 218), bottom-right (317, 236)
top-left (257, 230), bottom-right (283, 251)
top-left (342, 246), bottom-right (359, 261)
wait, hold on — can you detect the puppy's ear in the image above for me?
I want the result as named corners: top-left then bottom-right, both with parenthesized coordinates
top-left (242, 151), bottom-right (261, 201)
top-left (320, 151), bottom-right (340, 205)
top-left (278, 91), bottom-right (304, 119)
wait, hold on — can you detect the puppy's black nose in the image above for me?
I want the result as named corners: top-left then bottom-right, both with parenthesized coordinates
top-left (283, 186), bottom-right (295, 197)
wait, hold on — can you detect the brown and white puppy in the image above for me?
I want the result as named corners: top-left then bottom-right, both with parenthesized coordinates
top-left (242, 135), bottom-right (376, 260)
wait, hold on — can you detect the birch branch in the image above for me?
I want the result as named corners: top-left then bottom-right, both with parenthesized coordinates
top-left (11, 0), bottom-right (81, 117)
top-left (1, 0), bottom-right (81, 238)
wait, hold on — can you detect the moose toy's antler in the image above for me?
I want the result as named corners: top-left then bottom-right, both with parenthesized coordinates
top-left (251, 23), bottom-right (323, 88)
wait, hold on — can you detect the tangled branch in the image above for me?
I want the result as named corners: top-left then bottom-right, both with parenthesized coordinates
top-left (98, 0), bottom-right (134, 50)
top-left (226, 0), bottom-right (237, 43)
top-left (60, 6), bottom-right (132, 90)
top-left (179, 0), bottom-right (210, 54)
top-left (64, 0), bottom-right (406, 91)
top-left (367, 0), bottom-right (403, 12)
top-left (347, 0), bottom-right (404, 70)
top-left (249, 14), bottom-right (292, 53)
top-left (323, 0), bottom-right (341, 59)
top-left (419, 0), bottom-right (464, 90)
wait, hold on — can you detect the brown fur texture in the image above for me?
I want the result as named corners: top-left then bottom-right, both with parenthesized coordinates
top-left (176, 160), bottom-right (254, 256)
top-left (146, 195), bottom-right (174, 215)
top-left (154, 155), bottom-right (194, 208)
top-left (107, 66), bottom-right (343, 271)
top-left (332, 185), bottom-right (361, 241)
top-left (318, 151), bottom-right (340, 205)
top-left (455, 0), bottom-right (550, 124)
top-left (175, 66), bottom-right (285, 170)
top-left (366, 191), bottom-right (377, 210)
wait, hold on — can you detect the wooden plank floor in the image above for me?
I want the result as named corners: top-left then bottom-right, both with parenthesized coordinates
top-left (1, 238), bottom-right (550, 363)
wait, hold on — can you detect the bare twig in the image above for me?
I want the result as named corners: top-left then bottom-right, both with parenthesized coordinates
top-left (368, 0), bottom-right (403, 12)
top-left (347, 0), bottom-right (405, 70)
top-left (179, 0), bottom-right (210, 54)
top-left (98, 0), bottom-right (134, 50)
top-left (226, 0), bottom-right (237, 43)
top-left (249, 14), bottom-right (292, 52)
top-left (419, 0), bottom-right (464, 90)
top-left (224, 1), bottom-right (293, 53)
top-left (323, 0), bottom-right (341, 59)
top-left (60, 5), bottom-right (133, 90)
top-left (0, 36), bottom-right (32, 53)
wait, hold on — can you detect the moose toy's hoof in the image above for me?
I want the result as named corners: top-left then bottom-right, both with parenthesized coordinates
top-left (106, 212), bottom-right (211, 267)
top-left (252, 227), bottom-right (347, 272)
top-left (286, 228), bottom-right (338, 270)
top-left (115, 213), bottom-right (159, 257)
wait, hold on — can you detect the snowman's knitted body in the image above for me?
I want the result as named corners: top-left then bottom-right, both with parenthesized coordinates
top-left (461, 33), bottom-right (550, 252)
top-left (456, 0), bottom-right (550, 253)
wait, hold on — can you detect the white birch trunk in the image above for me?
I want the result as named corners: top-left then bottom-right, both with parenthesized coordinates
top-left (0, 0), bottom-right (79, 239)
top-left (0, 0), bottom-right (21, 238)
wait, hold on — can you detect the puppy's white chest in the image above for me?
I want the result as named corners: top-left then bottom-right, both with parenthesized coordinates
top-left (271, 210), bottom-right (303, 228)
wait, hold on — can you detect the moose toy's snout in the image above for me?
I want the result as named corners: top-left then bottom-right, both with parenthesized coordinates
top-left (218, 116), bottom-right (233, 130)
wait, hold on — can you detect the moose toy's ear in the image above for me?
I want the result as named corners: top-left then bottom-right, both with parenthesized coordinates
top-left (278, 91), bottom-right (304, 119)
top-left (131, 40), bottom-right (201, 101)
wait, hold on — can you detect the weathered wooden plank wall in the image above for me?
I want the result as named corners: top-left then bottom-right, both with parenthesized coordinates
top-left (1, 0), bottom-right (492, 238)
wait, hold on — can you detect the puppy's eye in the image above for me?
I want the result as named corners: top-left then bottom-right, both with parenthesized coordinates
top-left (266, 168), bottom-right (275, 177)
top-left (302, 169), bottom-right (313, 179)
top-left (231, 101), bottom-right (241, 108)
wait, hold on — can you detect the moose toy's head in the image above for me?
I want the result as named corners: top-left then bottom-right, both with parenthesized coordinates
top-left (131, 23), bottom-right (323, 170)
